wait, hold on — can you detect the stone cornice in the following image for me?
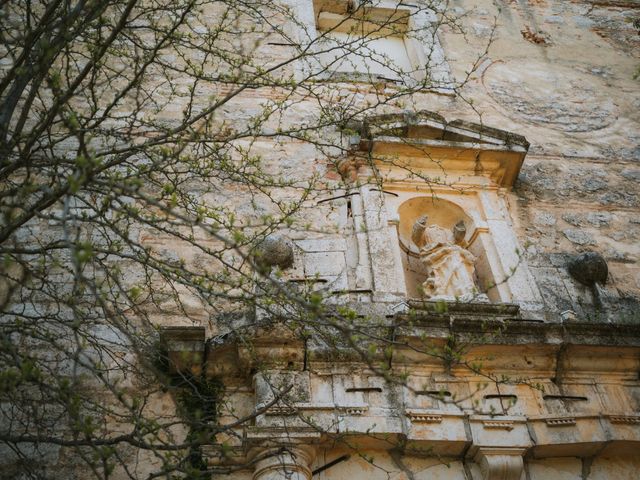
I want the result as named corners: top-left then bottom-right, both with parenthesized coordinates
top-left (341, 111), bottom-right (530, 187)
top-left (159, 307), bottom-right (640, 378)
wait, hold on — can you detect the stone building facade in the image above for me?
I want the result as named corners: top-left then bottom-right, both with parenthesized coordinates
top-left (3, 0), bottom-right (638, 478)
top-left (159, 0), bottom-right (640, 479)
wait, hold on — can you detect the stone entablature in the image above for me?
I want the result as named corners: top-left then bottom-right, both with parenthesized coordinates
top-left (161, 315), bottom-right (640, 474)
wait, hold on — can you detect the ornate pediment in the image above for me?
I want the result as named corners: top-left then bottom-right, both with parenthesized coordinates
top-left (350, 111), bottom-right (529, 187)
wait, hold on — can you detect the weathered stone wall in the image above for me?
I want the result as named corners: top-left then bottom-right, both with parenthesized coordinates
top-left (3, 0), bottom-right (639, 478)
top-left (433, 0), bottom-right (640, 323)
top-left (225, 0), bottom-right (640, 324)
top-left (202, 0), bottom-right (640, 478)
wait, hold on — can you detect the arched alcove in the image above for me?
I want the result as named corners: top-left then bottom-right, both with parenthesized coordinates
top-left (397, 196), bottom-right (492, 300)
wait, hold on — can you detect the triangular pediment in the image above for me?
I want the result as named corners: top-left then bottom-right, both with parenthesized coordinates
top-left (356, 111), bottom-right (530, 187)
top-left (362, 111), bottom-right (529, 148)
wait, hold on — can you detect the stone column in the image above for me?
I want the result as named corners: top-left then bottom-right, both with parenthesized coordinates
top-left (386, 213), bottom-right (408, 301)
top-left (252, 446), bottom-right (315, 480)
top-left (359, 185), bottom-right (406, 303)
top-left (478, 190), bottom-right (545, 317)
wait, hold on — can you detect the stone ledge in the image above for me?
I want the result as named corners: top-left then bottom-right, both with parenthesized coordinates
top-left (407, 300), bottom-right (521, 317)
top-left (395, 312), bottom-right (640, 346)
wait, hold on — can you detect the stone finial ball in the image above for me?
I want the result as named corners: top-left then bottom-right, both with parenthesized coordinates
top-left (567, 251), bottom-right (608, 286)
top-left (254, 235), bottom-right (294, 270)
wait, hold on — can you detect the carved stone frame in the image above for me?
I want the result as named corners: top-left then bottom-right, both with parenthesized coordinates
top-left (343, 111), bottom-right (544, 316)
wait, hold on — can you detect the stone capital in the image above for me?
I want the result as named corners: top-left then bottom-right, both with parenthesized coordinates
top-left (473, 447), bottom-right (526, 480)
top-left (251, 445), bottom-right (316, 480)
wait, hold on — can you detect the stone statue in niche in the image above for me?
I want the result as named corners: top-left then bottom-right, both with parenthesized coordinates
top-left (411, 215), bottom-right (486, 302)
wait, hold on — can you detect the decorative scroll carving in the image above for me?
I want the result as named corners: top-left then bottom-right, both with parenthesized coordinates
top-left (411, 215), bottom-right (486, 301)
top-left (336, 156), bottom-right (367, 181)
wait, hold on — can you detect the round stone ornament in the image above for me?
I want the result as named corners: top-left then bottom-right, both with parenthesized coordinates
top-left (254, 234), bottom-right (294, 270)
top-left (567, 251), bottom-right (608, 286)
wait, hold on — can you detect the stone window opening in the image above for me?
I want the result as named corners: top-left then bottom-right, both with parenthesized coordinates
top-left (346, 386), bottom-right (383, 392)
top-left (416, 389), bottom-right (452, 397)
top-left (309, 0), bottom-right (438, 84)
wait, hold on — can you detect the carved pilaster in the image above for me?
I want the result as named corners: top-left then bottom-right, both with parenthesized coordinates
top-left (252, 446), bottom-right (315, 480)
top-left (473, 447), bottom-right (525, 480)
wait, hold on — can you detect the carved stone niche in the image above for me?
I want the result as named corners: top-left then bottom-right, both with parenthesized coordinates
top-left (398, 197), bottom-right (487, 301)
top-left (346, 111), bottom-right (544, 313)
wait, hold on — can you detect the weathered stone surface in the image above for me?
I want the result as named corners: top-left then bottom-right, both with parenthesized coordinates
top-left (562, 229), bottom-right (596, 246)
top-left (215, 0), bottom-right (640, 474)
top-left (533, 212), bottom-right (556, 226)
top-left (621, 168), bottom-right (640, 182)
top-left (19, 0), bottom-right (640, 477)
top-left (586, 212), bottom-right (613, 227)
top-left (483, 62), bottom-right (617, 133)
